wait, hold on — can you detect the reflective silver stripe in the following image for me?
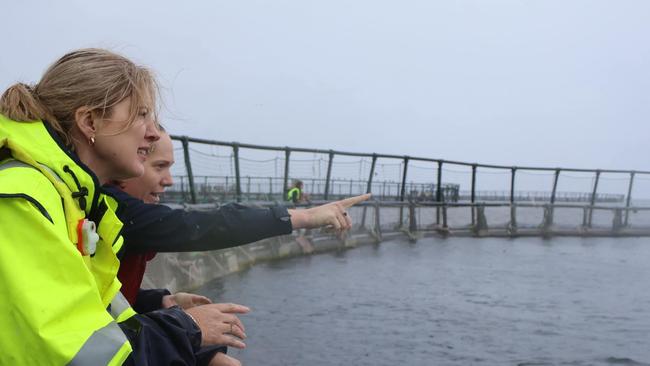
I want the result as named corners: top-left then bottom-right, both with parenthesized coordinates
top-left (67, 321), bottom-right (128, 365)
top-left (0, 159), bottom-right (32, 171)
top-left (40, 164), bottom-right (65, 183)
top-left (0, 160), bottom-right (65, 183)
top-left (109, 292), bottom-right (131, 319)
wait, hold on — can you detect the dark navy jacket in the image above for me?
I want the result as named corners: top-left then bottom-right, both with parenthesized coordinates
top-left (103, 184), bottom-right (293, 254)
top-left (102, 185), bottom-right (293, 365)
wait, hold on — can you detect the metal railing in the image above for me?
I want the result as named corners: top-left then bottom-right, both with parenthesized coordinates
top-left (164, 176), bottom-right (463, 202)
top-left (171, 135), bottom-right (649, 229)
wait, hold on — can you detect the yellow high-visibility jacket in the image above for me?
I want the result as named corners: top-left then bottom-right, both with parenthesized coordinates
top-left (286, 187), bottom-right (301, 202)
top-left (0, 115), bottom-right (135, 365)
top-left (0, 115), bottom-right (136, 365)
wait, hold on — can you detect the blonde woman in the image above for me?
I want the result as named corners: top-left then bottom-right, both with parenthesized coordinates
top-left (1, 48), bottom-right (369, 365)
top-left (0, 48), bottom-right (243, 365)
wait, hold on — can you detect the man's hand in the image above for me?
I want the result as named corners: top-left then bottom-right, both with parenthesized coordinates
top-left (288, 193), bottom-right (371, 234)
top-left (185, 303), bottom-right (251, 348)
top-left (162, 292), bottom-right (212, 309)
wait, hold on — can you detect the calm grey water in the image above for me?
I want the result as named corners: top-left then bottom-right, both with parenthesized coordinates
top-left (197, 237), bottom-right (650, 366)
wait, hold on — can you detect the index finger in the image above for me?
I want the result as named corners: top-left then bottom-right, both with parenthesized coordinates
top-left (214, 303), bottom-right (251, 314)
top-left (339, 193), bottom-right (372, 208)
top-left (194, 295), bottom-right (212, 305)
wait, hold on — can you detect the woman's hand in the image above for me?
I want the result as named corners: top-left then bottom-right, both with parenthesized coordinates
top-left (185, 303), bottom-right (250, 348)
top-left (162, 292), bottom-right (212, 309)
top-left (288, 193), bottom-right (371, 233)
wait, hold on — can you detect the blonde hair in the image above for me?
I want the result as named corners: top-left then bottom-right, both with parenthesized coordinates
top-left (0, 48), bottom-right (158, 146)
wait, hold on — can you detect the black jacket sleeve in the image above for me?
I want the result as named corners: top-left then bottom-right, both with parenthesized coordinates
top-left (102, 185), bottom-right (293, 254)
top-left (121, 306), bottom-right (201, 366)
top-left (128, 289), bottom-right (228, 366)
top-left (133, 288), bottom-right (171, 313)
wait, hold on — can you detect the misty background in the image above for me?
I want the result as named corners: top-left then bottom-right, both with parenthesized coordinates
top-left (2, 0), bottom-right (649, 197)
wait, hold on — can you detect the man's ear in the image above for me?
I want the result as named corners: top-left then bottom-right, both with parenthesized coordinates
top-left (74, 106), bottom-right (96, 140)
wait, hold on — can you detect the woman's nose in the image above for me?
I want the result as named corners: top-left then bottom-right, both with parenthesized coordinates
top-left (145, 120), bottom-right (161, 142)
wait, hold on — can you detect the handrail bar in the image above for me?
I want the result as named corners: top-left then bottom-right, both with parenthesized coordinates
top-left (171, 135), bottom-right (650, 175)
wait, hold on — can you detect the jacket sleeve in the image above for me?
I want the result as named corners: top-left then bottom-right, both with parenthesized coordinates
top-left (0, 192), bottom-right (202, 365)
top-left (121, 306), bottom-right (202, 366)
top-left (103, 185), bottom-right (293, 254)
top-left (133, 288), bottom-right (171, 313)
top-left (127, 299), bottom-right (230, 366)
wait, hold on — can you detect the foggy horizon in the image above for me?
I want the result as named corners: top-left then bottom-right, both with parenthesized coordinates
top-left (3, 0), bottom-right (649, 196)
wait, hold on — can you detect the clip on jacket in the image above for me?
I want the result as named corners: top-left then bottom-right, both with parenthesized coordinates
top-left (76, 219), bottom-right (99, 256)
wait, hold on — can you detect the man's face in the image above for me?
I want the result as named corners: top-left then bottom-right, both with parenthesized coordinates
top-left (121, 133), bottom-right (174, 204)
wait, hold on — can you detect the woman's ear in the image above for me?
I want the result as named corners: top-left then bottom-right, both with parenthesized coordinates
top-left (74, 106), bottom-right (96, 141)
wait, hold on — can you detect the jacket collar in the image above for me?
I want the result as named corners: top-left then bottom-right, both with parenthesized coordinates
top-left (0, 114), bottom-right (100, 216)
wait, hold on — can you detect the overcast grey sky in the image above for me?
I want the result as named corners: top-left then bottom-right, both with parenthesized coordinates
top-left (3, 1), bottom-right (649, 194)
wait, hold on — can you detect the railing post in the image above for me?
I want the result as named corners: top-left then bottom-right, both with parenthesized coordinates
top-left (366, 154), bottom-right (378, 194)
top-left (474, 204), bottom-right (488, 236)
top-left (510, 167), bottom-right (517, 204)
top-left (233, 144), bottom-right (241, 202)
top-left (283, 147), bottom-right (291, 200)
top-left (613, 208), bottom-right (623, 232)
top-left (469, 164), bottom-right (477, 226)
top-left (436, 161), bottom-right (443, 225)
top-left (509, 167), bottom-right (518, 234)
top-left (324, 150), bottom-right (334, 200)
top-left (543, 169), bottom-right (561, 231)
top-left (399, 156), bottom-right (410, 227)
top-left (442, 205), bottom-right (448, 230)
top-left (624, 172), bottom-right (635, 227)
top-left (436, 161), bottom-right (443, 202)
top-left (587, 170), bottom-right (601, 227)
top-left (361, 154), bottom-right (378, 228)
top-left (181, 137), bottom-right (197, 204)
top-left (373, 201), bottom-right (382, 242)
top-left (400, 156), bottom-right (410, 202)
top-left (408, 201), bottom-right (417, 241)
top-left (471, 164), bottom-right (477, 226)
top-left (550, 169), bottom-right (560, 204)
